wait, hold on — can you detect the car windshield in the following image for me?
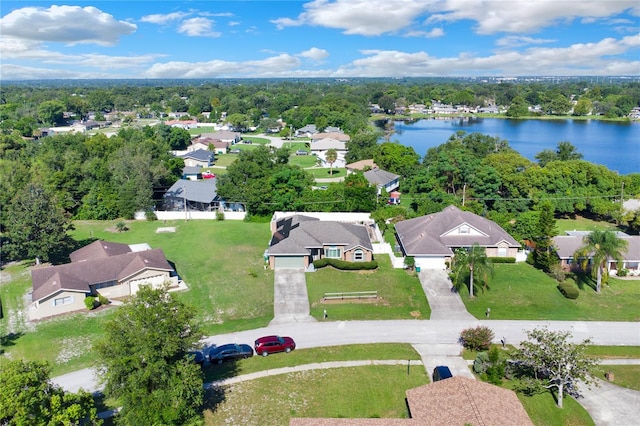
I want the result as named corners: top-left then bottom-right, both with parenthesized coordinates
top-left (277, 337), bottom-right (284, 344)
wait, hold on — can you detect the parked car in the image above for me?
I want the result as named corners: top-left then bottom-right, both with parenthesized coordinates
top-left (208, 343), bottom-right (254, 364)
top-left (295, 150), bottom-right (308, 155)
top-left (254, 335), bottom-right (296, 356)
top-left (202, 171), bottom-right (216, 179)
top-left (229, 149), bottom-right (241, 154)
top-left (432, 365), bottom-right (453, 382)
top-left (188, 350), bottom-right (205, 365)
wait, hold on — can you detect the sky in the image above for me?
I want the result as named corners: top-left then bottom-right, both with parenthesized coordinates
top-left (1, 0), bottom-right (639, 80)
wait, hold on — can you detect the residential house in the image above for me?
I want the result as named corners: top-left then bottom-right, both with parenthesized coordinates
top-left (182, 166), bottom-right (203, 181)
top-left (267, 214), bottom-right (374, 269)
top-left (290, 376), bottom-right (532, 425)
top-left (198, 131), bottom-right (241, 145)
top-left (363, 168), bottom-right (400, 195)
top-left (29, 241), bottom-right (178, 320)
top-left (189, 137), bottom-right (229, 154)
top-left (165, 119), bottom-right (198, 129)
top-left (311, 132), bottom-right (350, 143)
top-left (295, 124), bottom-right (318, 138)
top-left (163, 178), bottom-right (220, 212)
top-left (179, 149), bottom-right (214, 167)
top-left (310, 138), bottom-right (347, 168)
top-left (395, 205), bottom-right (521, 270)
top-left (552, 231), bottom-right (640, 276)
top-left (345, 159), bottom-right (378, 173)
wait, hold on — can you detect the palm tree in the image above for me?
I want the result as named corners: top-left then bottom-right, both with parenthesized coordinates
top-left (574, 230), bottom-right (628, 293)
top-left (325, 148), bottom-right (338, 176)
top-left (451, 243), bottom-right (494, 297)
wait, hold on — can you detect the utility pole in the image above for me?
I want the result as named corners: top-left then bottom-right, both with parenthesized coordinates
top-left (621, 181), bottom-right (625, 206)
top-left (289, 124), bottom-right (293, 150)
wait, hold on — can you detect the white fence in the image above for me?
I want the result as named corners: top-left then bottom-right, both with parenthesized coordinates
top-left (135, 210), bottom-right (246, 221)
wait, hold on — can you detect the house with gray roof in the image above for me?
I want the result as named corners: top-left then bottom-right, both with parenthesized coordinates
top-left (182, 166), bottom-right (202, 181)
top-left (163, 178), bottom-right (220, 212)
top-left (295, 124), bottom-right (318, 138)
top-left (310, 138), bottom-right (348, 168)
top-left (311, 132), bottom-right (350, 142)
top-left (395, 205), bottom-right (520, 270)
top-left (29, 240), bottom-right (178, 320)
top-left (179, 149), bottom-right (214, 167)
top-left (553, 231), bottom-right (640, 276)
top-left (267, 214), bottom-right (373, 269)
top-left (363, 168), bottom-right (400, 195)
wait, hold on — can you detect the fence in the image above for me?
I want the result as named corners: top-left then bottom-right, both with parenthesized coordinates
top-left (323, 291), bottom-right (378, 301)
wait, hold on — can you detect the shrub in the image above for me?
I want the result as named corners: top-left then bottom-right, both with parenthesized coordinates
top-left (312, 258), bottom-right (378, 270)
top-left (145, 210), bottom-right (158, 221)
top-left (84, 296), bottom-right (97, 310)
top-left (97, 294), bottom-right (109, 306)
top-left (618, 268), bottom-right (628, 277)
top-left (115, 221), bottom-right (128, 232)
top-left (558, 282), bottom-right (579, 299)
top-left (216, 210), bottom-right (225, 221)
top-left (460, 326), bottom-right (495, 351)
top-left (551, 263), bottom-right (566, 282)
top-left (404, 256), bottom-right (415, 269)
top-left (488, 257), bottom-right (515, 264)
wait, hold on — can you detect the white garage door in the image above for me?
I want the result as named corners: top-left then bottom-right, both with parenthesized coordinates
top-left (130, 275), bottom-right (166, 294)
top-left (274, 256), bottom-right (305, 269)
top-left (415, 257), bottom-right (447, 270)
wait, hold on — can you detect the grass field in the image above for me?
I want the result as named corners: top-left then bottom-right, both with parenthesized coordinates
top-left (599, 365), bottom-right (640, 391)
top-left (306, 256), bottom-right (430, 320)
top-left (556, 216), bottom-right (620, 233)
top-left (460, 263), bottom-right (640, 321)
top-left (289, 155), bottom-right (318, 168)
top-left (516, 390), bottom-right (594, 426)
top-left (306, 167), bottom-right (346, 179)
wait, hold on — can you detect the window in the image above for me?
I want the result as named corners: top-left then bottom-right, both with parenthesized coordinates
top-left (53, 296), bottom-right (74, 307)
top-left (324, 247), bottom-right (341, 259)
top-left (353, 249), bottom-right (364, 261)
top-left (459, 226), bottom-right (470, 234)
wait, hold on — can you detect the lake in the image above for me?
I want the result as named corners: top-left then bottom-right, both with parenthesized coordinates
top-left (389, 118), bottom-right (640, 175)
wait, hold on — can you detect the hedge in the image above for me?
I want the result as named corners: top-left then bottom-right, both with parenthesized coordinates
top-left (313, 258), bottom-right (378, 270)
top-left (488, 257), bottom-right (516, 263)
top-left (558, 283), bottom-right (579, 299)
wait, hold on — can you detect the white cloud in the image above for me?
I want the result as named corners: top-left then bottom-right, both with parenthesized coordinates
top-left (0, 5), bottom-right (136, 46)
top-left (140, 12), bottom-right (190, 24)
top-left (496, 36), bottom-right (556, 48)
top-left (404, 28), bottom-right (444, 38)
top-left (229, 21), bottom-right (241, 27)
top-left (299, 47), bottom-right (329, 60)
top-left (178, 17), bottom-right (221, 37)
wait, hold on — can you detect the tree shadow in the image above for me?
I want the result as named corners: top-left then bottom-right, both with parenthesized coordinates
top-left (573, 272), bottom-right (596, 291)
top-left (0, 331), bottom-right (24, 355)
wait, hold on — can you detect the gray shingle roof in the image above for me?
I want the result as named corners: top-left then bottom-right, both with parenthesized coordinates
top-left (363, 168), bottom-right (400, 186)
top-left (268, 215), bottom-right (372, 256)
top-left (164, 179), bottom-right (218, 203)
top-left (395, 205), bottom-right (520, 256)
top-left (553, 235), bottom-right (640, 260)
top-left (179, 149), bottom-right (213, 162)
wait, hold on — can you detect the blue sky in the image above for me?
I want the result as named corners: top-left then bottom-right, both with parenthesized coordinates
top-left (1, 0), bottom-right (639, 80)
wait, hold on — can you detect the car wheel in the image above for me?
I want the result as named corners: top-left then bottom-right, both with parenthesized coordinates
top-left (217, 359), bottom-right (223, 365)
top-left (261, 351), bottom-right (269, 357)
top-left (285, 347), bottom-right (292, 353)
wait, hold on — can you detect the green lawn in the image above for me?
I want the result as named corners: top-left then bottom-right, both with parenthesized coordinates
top-left (289, 155), bottom-right (318, 168)
top-left (306, 167), bottom-right (346, 179)
top-left (599, 365), bottom-right (640, 391)
top-left (204, 365), bottom-right (426, 424)
top-left (213, 153), bottom-right (237, 167)
top-left (516, 391), bottom-right (594, 426)
top-left (460, 263), bottom-right (640, 321)
top-left (306, 256), bottom-right (430, 320)
top-left (556, 216), bottom-right (620, 234)
top-left (240, 137), bottom-right (269, 145)
top-left (585, 346), bottom-right (640, 359)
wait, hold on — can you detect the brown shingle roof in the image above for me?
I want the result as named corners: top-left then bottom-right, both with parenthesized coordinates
top-left (69, 240), bottom-right (131, 262)
top-left (395, 205), bottom-right (520, 256)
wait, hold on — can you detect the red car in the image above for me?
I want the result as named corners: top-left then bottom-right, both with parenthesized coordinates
top-left (202, 171), bottom-right (216, 179)
top-left (254, 335), bottom-right (296, 356)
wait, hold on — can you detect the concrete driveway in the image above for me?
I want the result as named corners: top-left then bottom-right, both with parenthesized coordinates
top-left (418, 269), bottom-right (475, 320)
top-left (270, 268), bottom-right (315, 325)
top-left (578, 379), bottom-right (640, 425)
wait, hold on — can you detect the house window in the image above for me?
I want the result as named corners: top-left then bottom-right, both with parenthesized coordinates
top-left (324, 247), bottom-right (341, 259)
top-left (353, 249), bottom-right (364, 261)
top-left (53, 296), bottom-right (74, 307)
top-left (459, 226), bottom-right (470, 234)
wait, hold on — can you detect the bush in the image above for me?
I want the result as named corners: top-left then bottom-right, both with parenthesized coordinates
top-left (145, 210), bottom-right (158, 221)
top-left (404, 256), bottom-right (415, 269)
top-left (551, 263), bottom-right (566, 282)
top-left (618, 268), bottom-right (628, 277)
top-left (84, 296), bottom-right (97, 310)
top-left (313, 258), bottom-right (378, 270)
top-left (216, 210), bottom-right (225, 221)
top-left (558, 282), bottom-right (579, 299)
top-left (460, 326), bottom-right (494, 351)
top-left (488, 257), bottom-right (515, 264)
top-left (97, 294), bottom-right (109, 306)
top-left (115, 221), bottom-right (128, 232)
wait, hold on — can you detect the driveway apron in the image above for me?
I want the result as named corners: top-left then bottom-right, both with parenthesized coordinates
top-left (578, 379), bottom-right (640, 426)
top-left (270, 268), bottom-right (316, 325)
top-left (419, 269), bottom-right (476, 320)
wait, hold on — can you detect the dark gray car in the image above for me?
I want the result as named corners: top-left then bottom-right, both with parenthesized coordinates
top-left (209, 343), bottom-right (254, 364)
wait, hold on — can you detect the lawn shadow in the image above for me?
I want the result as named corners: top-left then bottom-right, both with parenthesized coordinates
top-left (0, 331), bottom-right (24, 355)
top-left (573, 272), bottom-right (596, 291)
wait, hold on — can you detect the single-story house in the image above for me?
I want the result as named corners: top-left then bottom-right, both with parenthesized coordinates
top-left (179, 149), bottom-right (214, 167)
top-left (29, 241), bottom-right (178, 320)
top-left (189, 137), bottom-right (230, 154)
top-left (165, 119), bottom-right (198, 129)
top-left (552, 231), bottom-right (640, 276)
top-left (267, 214), bottom-right (373, 269)
top-left (346, 159), bottom-right (378, 173)
top-left (163, 178), bottom-right (220, 212)
top-left (198, 131), bottom-right (241, 145)
top-left (182, 166), bottom-right (202, 181)
top-left (311, 132), bottom-right (350, 143)
top-left (363, 168), bottom-right (400, 195)
top-left (395, 205), bottom-right (521, 270)
top-left (290, 376), bottom-right (532, 426)
top-left (310, 138), bottom-right (347, 168)
top-left (295, 124), bottom-right (318, 138)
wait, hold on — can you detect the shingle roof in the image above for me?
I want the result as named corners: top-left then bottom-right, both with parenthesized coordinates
top-left (395, 205), bottom-right (520, 256)
top-left (164, 179), bottom-right (218, 203)
top-left (553, 235), bottom-right (640, 261)
top-left (310, 138), bottom-right (346, 151)
top-left (31, 248), bottom-right (173, 302)
top-left (179, 149), bottom-right (213, 162)
top-left (69, 240), bottom-right (131, 262)
top-left (182, 166), bottom-right (202, 175)
top-left (312, 132), bottom-right (350, 142)
top-left (345, 159), bottom-right (378, 171)
top-left (363, 168), bottom-right (400, 186)
top-left (268, 215), bottom-right (372, 256)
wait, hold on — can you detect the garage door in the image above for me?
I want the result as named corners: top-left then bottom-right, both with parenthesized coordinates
top-left (415, 257), bottom-right (447, 270)
top-left (130, 275), bottom-right (166, 294)
top-left (274, 256), bottom-right (305, 269)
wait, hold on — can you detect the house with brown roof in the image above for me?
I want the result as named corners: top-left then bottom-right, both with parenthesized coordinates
top-left (345, 159), bottom-right (378, 173)
top-left (189, 136), bottom-right (230, 154)
top-left (267, 214), bottom-right (373, 269)
top-left (395, 205), bottom-right (520, 270)
top-left (290, 376), bottom-right (532, 426)
top-left (29, 241), bottom-right (178, 320)
top-left (311, 132), bottom-right (350, 142)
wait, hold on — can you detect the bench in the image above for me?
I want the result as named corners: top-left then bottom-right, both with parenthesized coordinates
top-left (323, 291), bottom-right (378, 301)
